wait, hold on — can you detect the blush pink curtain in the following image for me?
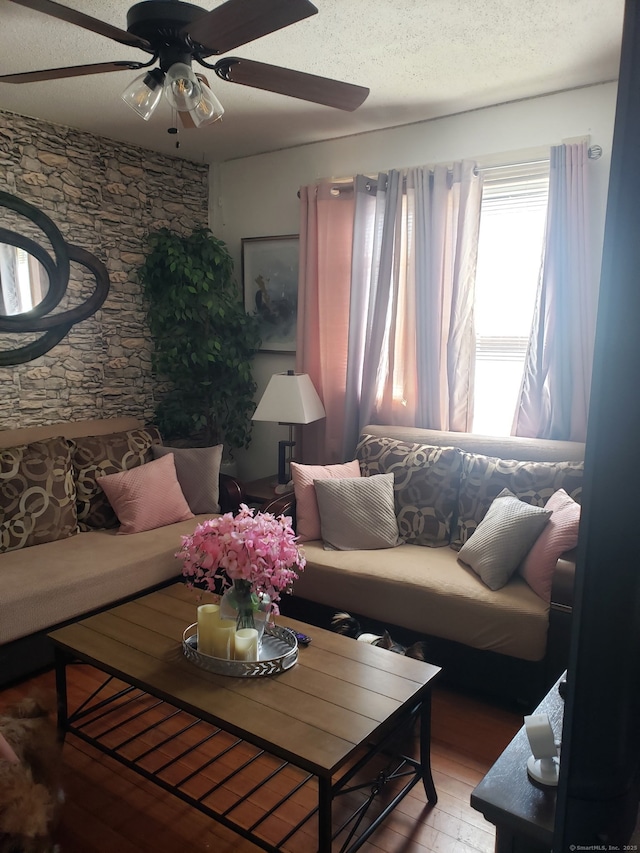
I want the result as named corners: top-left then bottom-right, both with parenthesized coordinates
top-left (296, 182), bottom-right (355, 463)
top-left (297, 162), bottom-right (482, 463)
top-left (514, 142), bottom-right (597, 441)
top-left (345, 162), bottom-right (482, 453)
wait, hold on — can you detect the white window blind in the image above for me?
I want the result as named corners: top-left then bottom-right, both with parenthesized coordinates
top-left (472, 159), bottom-right (550, 435)
top-left (479, 161), bottom-right (550, 212)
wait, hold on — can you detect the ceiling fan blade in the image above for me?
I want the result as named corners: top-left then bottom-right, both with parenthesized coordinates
top-left (0, 61), bottom-right (145, 84)
top-left (185, 0), bottom-right (318, 54)
top-left (8, 0), bottom-right (152, 51)
top-left (177, 111), bottom-right (197, 130)
top-left (214, 58), bottom-right (369, 111)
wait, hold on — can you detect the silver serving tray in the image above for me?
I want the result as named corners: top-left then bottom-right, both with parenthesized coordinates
top-left (182, 622), bottom-right (298, 677)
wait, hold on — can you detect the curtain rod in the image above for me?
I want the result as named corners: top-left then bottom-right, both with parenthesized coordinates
top-left (296, 145), bottom-right (603, 197)
top-left (478, 145), bottom-right (602, 172)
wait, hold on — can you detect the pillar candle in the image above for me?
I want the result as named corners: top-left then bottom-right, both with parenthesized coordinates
top-left (197, 604), bottom-right (221, 657)
top-left (234, 628), bottom-right (259, 661)
top-left (212, 620), bottom-right (236, 659)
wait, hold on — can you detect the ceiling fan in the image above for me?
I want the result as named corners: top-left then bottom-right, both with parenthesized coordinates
top-left (0, 0), bottom-right (370, 129)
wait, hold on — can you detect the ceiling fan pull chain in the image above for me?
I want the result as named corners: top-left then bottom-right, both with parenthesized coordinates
top-left (168, 108), bottom-right (180, 149)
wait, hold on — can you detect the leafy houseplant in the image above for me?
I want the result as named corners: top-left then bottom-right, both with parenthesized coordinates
top-left (139, 227), bottom-right (261, 452)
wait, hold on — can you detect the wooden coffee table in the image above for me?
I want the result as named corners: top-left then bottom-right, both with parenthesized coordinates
top-left (49, 583), bottom-right (441, 853)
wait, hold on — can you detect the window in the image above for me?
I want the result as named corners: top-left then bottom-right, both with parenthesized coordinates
top-left (472, 161), bottom-right (550, 435)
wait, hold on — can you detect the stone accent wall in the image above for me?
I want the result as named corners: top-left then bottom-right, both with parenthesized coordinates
top-left (0, 110), bottom-right (209, 430)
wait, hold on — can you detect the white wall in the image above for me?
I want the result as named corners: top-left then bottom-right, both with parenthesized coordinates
top-left (211, 82), bottom-right (618, 481)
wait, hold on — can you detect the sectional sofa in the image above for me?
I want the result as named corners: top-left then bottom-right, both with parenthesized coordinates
top-left (0, 416), bottom-right (241, 685)
top-left (267, 424), bottom-right (585, 706)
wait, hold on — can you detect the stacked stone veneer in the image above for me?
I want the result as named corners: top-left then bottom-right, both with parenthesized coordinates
top-left (0, 109), bottom-right (209, 430)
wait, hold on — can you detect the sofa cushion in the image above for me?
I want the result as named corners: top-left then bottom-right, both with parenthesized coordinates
top-left (72, 426), bottom-right (162, 530)
top-left (152, 444), bottom-right (223, 514)
top-left (457, 489), bottom-right (552, 591)
top-left (451, 451), bottom-right (583, 549)
top-left (0, 436), bottom-right (78, 553)
top-left (315, 473), bottom-right (401, 551)
top-left (98, 453), bottom-right (194, 535)
top-left (291, 459), bottom-right (361, 542)
top-left (0, 515), bottom-right (210, 645)
top-left (356, 434), bottom-right (462, 546)
top-left (293, 540), bottom-right (550, 661)
top-left (519, 489), bottom-right (581, 602)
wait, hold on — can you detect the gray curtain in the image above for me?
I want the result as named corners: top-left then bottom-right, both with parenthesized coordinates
top-left (341, 161), bottom-right (482, 458)
top-left (514, 141), bottom-right (597, 441)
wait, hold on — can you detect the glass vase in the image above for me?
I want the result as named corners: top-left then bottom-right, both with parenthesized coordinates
top-left (220, 578), bottom-right (271, 649)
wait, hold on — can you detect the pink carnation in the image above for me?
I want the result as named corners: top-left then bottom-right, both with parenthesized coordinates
top-left (176, 504), bottom-right (306, 614)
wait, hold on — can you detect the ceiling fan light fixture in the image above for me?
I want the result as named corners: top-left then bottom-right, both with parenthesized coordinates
top-left (121, 67), bottom-right (165, 121)
top-left (189, 76), bottom-right (224, 127)
top-left (164, 62), bottom-right (203, 112)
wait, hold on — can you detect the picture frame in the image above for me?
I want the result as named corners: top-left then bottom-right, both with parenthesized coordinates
top-left (242, 235), bottom-right (299, 353)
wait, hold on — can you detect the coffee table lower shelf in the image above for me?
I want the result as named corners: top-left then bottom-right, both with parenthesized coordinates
top-left (55, 659), bottom-right (434, 853)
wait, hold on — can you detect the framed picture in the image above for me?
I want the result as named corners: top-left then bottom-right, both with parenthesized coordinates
top-left (242, 235), bottom-right (299, 353)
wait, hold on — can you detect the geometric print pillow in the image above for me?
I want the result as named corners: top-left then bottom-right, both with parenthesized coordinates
top-left (71, 426), bottom-right (162, 530)
top-left (151, 443), bottom-right (223, 514)
top-left (450, 451), bottom-right (583, 550)
top-left (0, 436), bottom-right (78, 552)
top-left (97, 453), bottom-right (193, 535)
top-left (457, 488), bottom-right (552, 591)
top-left (356, 434), bottom-right (463, 546)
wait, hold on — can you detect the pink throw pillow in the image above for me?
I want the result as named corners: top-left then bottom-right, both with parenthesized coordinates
top-left (519, 489), bottom-right (581, 601)
top-left (97, 453), bottom-right (193, 535)
top-left (291, 460), bottom-right (361, 542)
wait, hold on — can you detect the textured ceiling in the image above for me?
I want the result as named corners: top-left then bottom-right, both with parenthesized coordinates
top-left (0, 0), bottom-right (625, 165)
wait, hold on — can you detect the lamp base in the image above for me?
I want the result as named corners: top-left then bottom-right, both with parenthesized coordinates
top-left (527, 756), bottom-right (559, 787)
top-left (277, 437), bottom-right (295, 486)
top-left (274, 481), bottom-right (293, 495)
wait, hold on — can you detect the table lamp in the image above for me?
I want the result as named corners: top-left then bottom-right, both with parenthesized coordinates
top-left (252, 371), bottom-right (325, 493)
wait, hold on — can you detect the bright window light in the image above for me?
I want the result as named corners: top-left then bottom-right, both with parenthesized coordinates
top-left (472, 162), bottom-right (550, 435)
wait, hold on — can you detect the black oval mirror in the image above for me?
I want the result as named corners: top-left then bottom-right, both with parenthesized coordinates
top-left (0, 191), bottom-right (110, 365)
top-left (0, 242), bottom-right (50, 316)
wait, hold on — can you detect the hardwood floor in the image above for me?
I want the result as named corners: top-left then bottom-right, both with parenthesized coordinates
top-left (0, 667), bottom-right (521, 853)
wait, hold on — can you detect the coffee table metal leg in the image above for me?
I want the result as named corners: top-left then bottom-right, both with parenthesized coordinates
top-left (318, 774), bottom-right (333, 852)
top-left (54, 646), bottom-right (69, 743)
top-left (419, 691), bottom-right (438, 804)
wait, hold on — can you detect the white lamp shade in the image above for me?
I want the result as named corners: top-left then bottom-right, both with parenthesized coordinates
top-left (252, 372), bottom-right (325, 424)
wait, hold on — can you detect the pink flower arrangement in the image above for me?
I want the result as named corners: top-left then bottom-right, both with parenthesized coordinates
top-left (177, 504), bottom-right (306, 613)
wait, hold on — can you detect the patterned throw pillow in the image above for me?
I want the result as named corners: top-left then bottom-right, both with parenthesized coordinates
top-left (314, 473), bottom-right (401, 551)
top-left (291, 459), bottom-right (362, 542)
top-left (152, 444), bottom-right (223, 514)
top-left (98, 453), bottom-right (193, 535)
top-left (519, 488), bottom-right (581, 601)
top-left (451, 451), bottom-right (583, 549)
top-left (457, 488), bottom-right (552, 590)
top-left (356, 434), bottom-right (462, 546)
top-left (72, 426), bottom-right (162, 530)
top-left (0, 436), bottom-right (78, 553)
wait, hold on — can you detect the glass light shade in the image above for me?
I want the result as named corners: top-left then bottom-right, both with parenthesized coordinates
top-left (189, 77), bottom-right (224, 127)
top-left (164, 62), bottom-right (202, 112)
top-left (121, 68), bottom-right (164, 120)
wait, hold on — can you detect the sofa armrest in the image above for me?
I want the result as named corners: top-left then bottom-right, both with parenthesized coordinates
top-left (219, 473), bottom-right (244, 513)
top-left (551, 548), bottom-right (577, 612)
top-left (545, 548), bottom-right (577, 690)
top-left (262, 494), bottom-right (297, 528)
